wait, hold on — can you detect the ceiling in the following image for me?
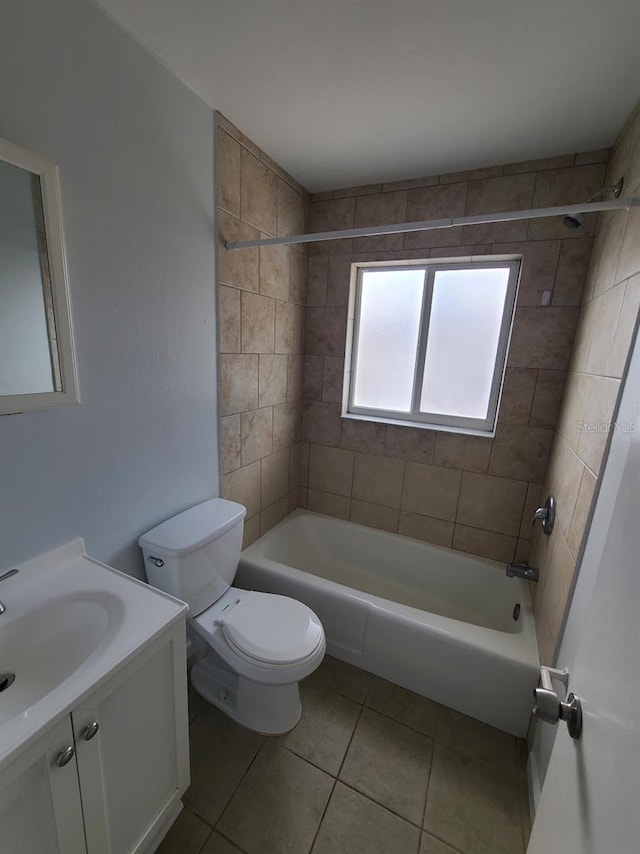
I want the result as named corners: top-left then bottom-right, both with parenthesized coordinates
top-left (96, 0), bottom-right (640, 192)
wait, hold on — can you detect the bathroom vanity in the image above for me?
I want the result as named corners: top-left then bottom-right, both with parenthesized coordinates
top-left (0, 540), bottom-right (189, 853)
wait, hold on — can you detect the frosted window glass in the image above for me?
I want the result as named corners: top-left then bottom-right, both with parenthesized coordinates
top-left (352, 269), bottom-right (424, 412)
top-left (420, 268), bottom-right (509, 419)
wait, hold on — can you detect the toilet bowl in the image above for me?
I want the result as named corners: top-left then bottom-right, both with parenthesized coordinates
top-left (139, 499), bottom-right (325, 734)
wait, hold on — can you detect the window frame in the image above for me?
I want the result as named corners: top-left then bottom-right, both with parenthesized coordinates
top-left (345, 258), bottom-right (521, 436)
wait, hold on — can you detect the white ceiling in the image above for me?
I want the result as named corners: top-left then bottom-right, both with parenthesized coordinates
top-left (96, 0), bottom-right (640, 192)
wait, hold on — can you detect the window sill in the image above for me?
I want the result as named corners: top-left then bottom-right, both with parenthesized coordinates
top-left (341, 411), bottom-right (496, 439)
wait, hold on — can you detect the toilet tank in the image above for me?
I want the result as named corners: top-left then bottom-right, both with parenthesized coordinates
top-left (138, 498), bottom-right (246, 616)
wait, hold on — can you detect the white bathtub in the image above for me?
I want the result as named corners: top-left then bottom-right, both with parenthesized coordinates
top-left (237, 509), bottom-right (539, 737)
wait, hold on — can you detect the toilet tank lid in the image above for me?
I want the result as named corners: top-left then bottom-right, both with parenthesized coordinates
top-left (138, 498), bottom-right (247, 557)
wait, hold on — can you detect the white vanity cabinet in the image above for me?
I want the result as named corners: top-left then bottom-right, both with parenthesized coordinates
top-left (73, 623), bottom-right (189, 853)
top-left (0, 715), bottom-right (86, 853)
top-left (0, 622), bottom-right (189, 854)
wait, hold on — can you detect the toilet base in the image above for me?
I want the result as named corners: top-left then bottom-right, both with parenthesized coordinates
top-left (190, 650), bottom-right (303, 734)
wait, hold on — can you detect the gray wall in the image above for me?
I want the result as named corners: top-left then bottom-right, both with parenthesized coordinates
top-left (0, 0), bottom-right (219, 577)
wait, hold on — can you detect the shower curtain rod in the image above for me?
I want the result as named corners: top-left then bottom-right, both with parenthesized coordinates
top-left (225, 197), bottom-right (640, 250)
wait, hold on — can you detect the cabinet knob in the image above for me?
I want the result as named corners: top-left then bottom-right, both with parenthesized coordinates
top-left (56, 746), bottom-right (75, 767)
top-left (83, 721), bottom-right (100, 741)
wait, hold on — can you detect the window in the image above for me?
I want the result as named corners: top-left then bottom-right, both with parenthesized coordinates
top-left (345, 259), bottom-right (520, 435)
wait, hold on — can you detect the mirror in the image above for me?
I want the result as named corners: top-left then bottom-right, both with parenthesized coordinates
top-left (0, 137), bottom-right (78, 414)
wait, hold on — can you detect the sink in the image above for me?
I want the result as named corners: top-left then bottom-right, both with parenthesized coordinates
top-left (0, 591), bottom-right (125, 726)
top-left (0, 538), bottom-right (187, 769)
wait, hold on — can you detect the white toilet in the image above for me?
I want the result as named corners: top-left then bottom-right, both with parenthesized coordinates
top-left (139, 498), bottom-right (325, 734)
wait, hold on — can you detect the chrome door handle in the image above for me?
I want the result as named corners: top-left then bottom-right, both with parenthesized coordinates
top-left (534, 689), bottom-right (583, 739)
top-left (532, 666), bottom-right (582, 739)
top-left (82, 721), bottom-right (99, 741)
top-left (56, 745), bottom-right (75, 767)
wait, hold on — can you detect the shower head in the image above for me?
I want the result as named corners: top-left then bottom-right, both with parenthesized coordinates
top-left (562, 177), bottom-right (625, 230)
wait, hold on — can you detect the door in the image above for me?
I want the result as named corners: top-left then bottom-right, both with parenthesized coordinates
top-left (73, 630), bottom-right (189, 854)
top-left (0, 715), bottom-right (86, 854)
top-left (527, 329), bottom-right (640, 853)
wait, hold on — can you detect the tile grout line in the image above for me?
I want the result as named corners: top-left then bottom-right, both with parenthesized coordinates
top-left (364, 702), bottom-right (439, 742)
top-left (417, 722), bottom-right (436, 854)
top-left (195, 824), bottom-right (215, 854)
top-left (549, 239), bottom-right (563, 306)
top-left (422, 703), bottom-right (477, 854)
top-left (425, 828), bottom-right (467, 854)
top-left (209, 734), bottom-right (267, 846)
top-left (311, 674), bottom-right (441, 836)
top-left (163, 802), bottom-right (215, 854)
top-left (307, 691), bottom-right (369, 853)
top-left (518, 770), bottom-right (528, 854)
top-left (335, 777), bottom-right (429, 833)
top-left (516, 740), bottom-right (530, 854)
top-left (215, 825), bottom-right (252, 854)
top-left (397, 459), bottom-right (408, 534)
top-left (312, 670), bottom-right (522, 760)
top-left (184, 768), bottom-right (462, 854)
top-left (419, 705), bottom-right (444, 849)
top-left (185, 715), bottom-right (263, 854)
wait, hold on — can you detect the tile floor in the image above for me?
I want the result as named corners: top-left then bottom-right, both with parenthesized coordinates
top-left (158, 656), bottom-right (532, 854)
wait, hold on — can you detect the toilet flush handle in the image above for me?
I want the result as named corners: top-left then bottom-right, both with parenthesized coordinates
top-left (147, 556), bottom-right (164, 568)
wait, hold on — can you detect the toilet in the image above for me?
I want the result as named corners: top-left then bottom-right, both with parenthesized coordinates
top-left (138, 498), bottom-right (325, 734)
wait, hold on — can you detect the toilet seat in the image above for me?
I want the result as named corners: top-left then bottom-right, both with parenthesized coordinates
top-left (220, 591), bottom-right (323, 665)
top-left (192, 589), bottom-right (324, 669)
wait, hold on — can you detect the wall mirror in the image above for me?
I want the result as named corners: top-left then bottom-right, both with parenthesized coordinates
top-left (0, 137), bottom-right (78, 414)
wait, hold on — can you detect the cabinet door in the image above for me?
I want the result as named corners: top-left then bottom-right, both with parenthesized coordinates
top-left (73, 626), bottom-right (189, 854)
top-left (0, 716), bottom-right (86, 854)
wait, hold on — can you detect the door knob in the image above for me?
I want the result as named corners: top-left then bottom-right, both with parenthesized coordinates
top-left (532, 665), bottom-right (582, 740)
top-left (534, 688), bottom-right (583, 739)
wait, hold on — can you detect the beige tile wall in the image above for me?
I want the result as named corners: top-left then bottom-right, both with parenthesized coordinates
top-left (215, 104), bottom-right (639, 667)
top-left (301, 151), bottom-right (611, 564)
top-left (217, 114), bottom-right (309, 545)
top-left (531, 102), bottom-right (640, 663)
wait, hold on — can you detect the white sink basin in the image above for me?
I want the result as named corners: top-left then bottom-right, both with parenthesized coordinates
top-left (0, 539), bottom-right (186, 768)
top-left (0, 591), bottom-right (125, 726)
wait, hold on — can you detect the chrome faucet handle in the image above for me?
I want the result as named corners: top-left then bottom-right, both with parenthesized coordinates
top-left (0, 569), bottom-right (18, 616)
top-left (531, 495), bottom-right (556, 535)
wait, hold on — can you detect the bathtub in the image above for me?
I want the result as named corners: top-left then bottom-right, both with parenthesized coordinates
top-left (237, 509), bottom-right (539, 737)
